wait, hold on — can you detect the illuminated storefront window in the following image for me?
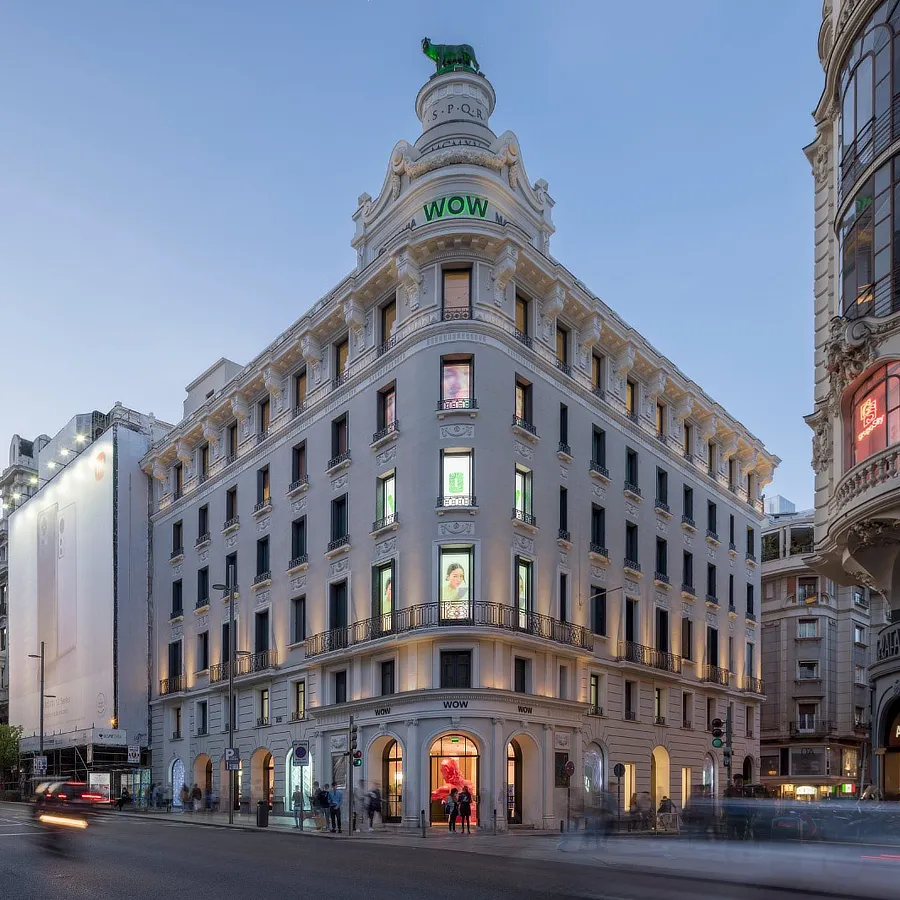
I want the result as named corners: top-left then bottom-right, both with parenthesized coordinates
top-left (429, 734), bottom-right (478, 823)
top-left (439, 545), bottom-right (473, 620)
top-left (850, 363), bottom-right (900, 464)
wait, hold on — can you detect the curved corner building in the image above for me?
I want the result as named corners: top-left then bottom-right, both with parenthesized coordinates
top-left (809, 1), bottom-right (900, 799)
top-left (145, 57), bottom-right (778, 827)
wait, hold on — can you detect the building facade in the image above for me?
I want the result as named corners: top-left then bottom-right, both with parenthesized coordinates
top-left (0, 435), bottom-right (46, 725)
top-left (145, 59), bottom-right (778, 828)
top-left (807, 0), bottom-right (900, 799)
top-left (760, 506), bottom-right (877, 800)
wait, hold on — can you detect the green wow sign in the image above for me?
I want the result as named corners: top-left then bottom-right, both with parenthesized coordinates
top-left (423, 194), bottom-right (489, 222)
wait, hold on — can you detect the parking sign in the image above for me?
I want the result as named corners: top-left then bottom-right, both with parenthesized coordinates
top-left (292, 741), bottom-right (309, 767)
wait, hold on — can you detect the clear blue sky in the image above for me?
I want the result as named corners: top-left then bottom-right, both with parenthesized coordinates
top-left (0, 0), bottom-right (821, 508)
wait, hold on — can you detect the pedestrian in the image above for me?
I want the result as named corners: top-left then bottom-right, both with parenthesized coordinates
top-left (292, 785), bottom-right (304, 829)
top-left (315, 782), bottom-right (330, 831)
top-left (364, 784), bottom-right (382, 831)
top-left (116, 787), bottom-right (131, 811)
top-left (191, 783), bottom-right (202, 812)
top-left (444, 788), bottom-right (459, 832)
top-left (180, 783), bottom-right (191, 812)
top-left (310, 781), bottom-right (323, 830)
top-left (328, 782), bottom-right (343, 834)
top-left (457, 786), bottom-right (473, 834)
top-left (151, 783), bottom-right (162, 809)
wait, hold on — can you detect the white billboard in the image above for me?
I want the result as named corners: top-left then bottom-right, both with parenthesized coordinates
top-left (9, 436), bottom-right (115, 738)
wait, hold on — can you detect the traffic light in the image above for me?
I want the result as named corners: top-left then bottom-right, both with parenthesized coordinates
top-left (350, 719), bottom-right (361, 766)
top-left (711, 717), bottom-right (724, 749)
top-left (352, 749), bottom-right (363, 768)
top-left (723, 747), bottom-right (732, 768)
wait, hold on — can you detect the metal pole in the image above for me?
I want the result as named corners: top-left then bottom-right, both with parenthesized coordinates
top-left (348, 715), bottom-right (353, 837)
top-left (725, 705), bottom-right (733, 789)
top-left (39, 641), bottom-right (45, 756)
top-left (228, 564), bottom-right (235, 826)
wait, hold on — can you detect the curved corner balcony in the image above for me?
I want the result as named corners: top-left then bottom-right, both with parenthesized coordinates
top-left (834, 445), bottom-right (900, 524)
top-left (304, 600), bottom-right (593, 659)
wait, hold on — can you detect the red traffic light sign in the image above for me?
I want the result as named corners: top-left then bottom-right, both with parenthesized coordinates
top-left (351, 749), bottom-right (363, 768)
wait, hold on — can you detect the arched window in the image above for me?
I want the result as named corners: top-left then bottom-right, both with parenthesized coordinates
top-left (850, 363), bottom-right (900, 464)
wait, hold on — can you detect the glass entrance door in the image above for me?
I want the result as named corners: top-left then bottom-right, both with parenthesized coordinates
top-left (507, 740), bottom-right (522, 824)
top-left (429, 734), bottom-right (478, 823)
top-left (382, 740), bottom-right (403, 822)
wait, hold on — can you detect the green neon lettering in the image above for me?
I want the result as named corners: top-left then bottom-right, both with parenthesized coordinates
top-left (447, 195), bottom-right (465, 215)
top-left (466, 196), bottom-right (488, 218)
top-left (423, 198), bottom-right (446, 222)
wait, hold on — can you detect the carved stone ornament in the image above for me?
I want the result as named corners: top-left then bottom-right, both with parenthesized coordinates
top-left (291, 575), bottom-right (307, 590)
top-left (721, 432), bottom-right (739, 461)
top-left (581, 313), bottom-right (603, 352)
top-left (824, 316), bottom-right (877, 412)
top-left (541, 284), bottom-right (565, 340)
top-left (263, 364), bottom-right (283, 411)
top-left (230, 393), bottom-right (249, 422)
top-left (674, 395), bottom-right (693, 423)
top-left (151, 459), bottom-right (167, 482)
top-left (376, 446), bottom-right (397, 467)
top-left (291, 497), bottom-right (307, 513)
top-left (440, 424), bottom-right (474, 440)
top-left (590, 566), bottom-right (607, 582)
top-left (592, 484), bottom-right (606, 500)
top-left (197, 614), bottom-right (209, 628)
top-left (202, 418), bottom-right (219, 447)
top-left (438, 521), bottom-right (475, 537)
top-left (331, 473), bottom-right (350, 492)
top-left (513, 533), bottom-right (534, 554)
top-left (198, 550), bottom-right (209, 562)
top-left (491, 243), bottom-right (518, 307)
top-left (175, 440), bottom-right (192, 466)
top-left (647, 369), bottom-right (667, 403)
top-left (849, 519), bottom-right (900, 551)
top-left (375, 537), bottom-right (397, 558)
top-left (812, 139), bottom-right (830, 183)
top-left (256, 517), bottom-right (270, 533)
top-left (394, 250), bottom-right (423, 311)
top-left (614, 343), bottom-right (635, 379)
top-left (343, 295), bottom-right (365, 350)
top-left (330, 558), bottom-right (350, 577)
top-left (514, 441), bottom-right (534, 461)
top-left (699, 414), bottom-right (718, 443)
top-left (838, 0), bottom-right (860, 32)
top-left (301, 333), bottom-right (323, 385)
top-left (559, 551), bottom-right (569, 567)
top-left (255, 589), bottom-right (270, 606)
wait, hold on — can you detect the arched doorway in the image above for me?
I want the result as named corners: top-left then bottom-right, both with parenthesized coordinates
top-left (193, 754), bottom-right (213, 804)
top-left (170, 758), bottom-right (185, 808)
top-left (650, 746), bottom-right (670, 810)
top-left (284, 747), bottom-right (315, 823)
top-left (507, 740), bottom-right (522, 824)
top-left (702, 754), bottom-right (716, 799)
top-left (382, 739), bottom-right (403, 823)
top-left (584, 743), bottom-right (605, 812)
top-left (881, 698), bottom-right (900, 799)
top-left (251, 748), bottom-right (274, 810)
top-left (742, 756), bottom-right (754, 784)
top-left (429, 734), bottom-right (478, 824)
top-left (219, 758), bottom-right (242, 810)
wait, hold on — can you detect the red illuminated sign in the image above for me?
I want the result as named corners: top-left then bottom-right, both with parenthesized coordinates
top-left (857, 396), bottom-right (885, 444)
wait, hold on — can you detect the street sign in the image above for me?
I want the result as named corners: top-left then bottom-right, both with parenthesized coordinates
top-left (33, 755), bottom-right (47, 775)
top-left (224, 747), bottom-right (241, 771)
top-left (127, 746), bottom-right (140, 764)
top-left (292, 741), bottom-right (309, 767)
top-left (563, 760), bottom-right (575, 778)
top-left (613, 763), bottom-right (625, 779)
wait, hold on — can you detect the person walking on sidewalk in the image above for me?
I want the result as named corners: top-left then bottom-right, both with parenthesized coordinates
top-left (444, 788), bottom-right (459, 832)
top-left (364, 785), bottom-right (382, 831)
top-left (457, 786), bottom-right (473, 834)
top-left (312, 782), bottom-right (327, 831)
top-left (292, 786), bottom-right (304, 829)
top-left (328, 783), bottom-right (343, 833)
top-left (191, 783), bottom-right (202, 812)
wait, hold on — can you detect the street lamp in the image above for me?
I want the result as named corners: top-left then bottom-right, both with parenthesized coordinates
top-left (213, 564), bottom-right (237, 825)
top-left (28, 642), bottom-right (57, 782)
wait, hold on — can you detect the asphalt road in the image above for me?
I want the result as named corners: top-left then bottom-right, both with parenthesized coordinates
top-left (0, 805), bottom-right (885, 900)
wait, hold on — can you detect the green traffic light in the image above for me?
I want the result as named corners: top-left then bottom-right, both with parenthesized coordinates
top-left (353, 759), bottom-right (363, 767)
top-left (712, 738), bottom-right (724, 748)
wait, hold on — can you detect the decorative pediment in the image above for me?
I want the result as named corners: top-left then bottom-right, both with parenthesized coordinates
top-left (394, 250), bottom-right (423, 312)
top-left (491, 242), bottom-right (518, 307)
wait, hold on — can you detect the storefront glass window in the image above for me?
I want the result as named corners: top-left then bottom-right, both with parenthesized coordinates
top-left (851, 363), bottom-right (900, 464)
top-left (284, 747), bottom-right (315, 819)
top-left (429, 734), bottom-right (478, 823)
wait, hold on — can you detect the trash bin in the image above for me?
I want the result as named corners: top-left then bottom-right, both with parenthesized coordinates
top-left (257, 800), bottom-right (269, 828)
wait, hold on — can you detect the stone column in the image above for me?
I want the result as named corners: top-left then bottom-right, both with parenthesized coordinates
top-left (403, 718), bottom-right (420, 829)
top-left (492, 717), bottom-right (506, 832)
top-left (542, 723), bottom-right (556, 829)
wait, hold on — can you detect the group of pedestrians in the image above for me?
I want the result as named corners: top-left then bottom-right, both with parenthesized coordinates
top-left (293, 782), bottom-right (383, 833)
top-left (442, 787), bottom-right (473, 833)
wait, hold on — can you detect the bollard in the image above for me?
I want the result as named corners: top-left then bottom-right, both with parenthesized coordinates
top-left (493, 808), bottom-right (497, 834)
top-left (420, 809), bottom-right (426, 838)
top-left (560, 819), bottom-right (564, 833)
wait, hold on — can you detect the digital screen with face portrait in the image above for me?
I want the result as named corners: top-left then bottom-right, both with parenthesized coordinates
top-left (440, 548), bottom-right (472, 618)
top-left (442, 362), bottom-right (471, 401)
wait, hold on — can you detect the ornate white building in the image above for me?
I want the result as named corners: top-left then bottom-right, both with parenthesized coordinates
top-left (807, 0), bottom-right (900, 799)
top-left (145, 55), bottom-right (778, 827)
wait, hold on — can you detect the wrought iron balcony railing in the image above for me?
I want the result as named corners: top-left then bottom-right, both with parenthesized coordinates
top-left (372, 421), bottom-right (399, 444)
top-left (159, 675), bottom-right (185, 696)
top-left (288, 554), bottom-right (308, 570)
top-left (702, 665), bottom-right (730, 686)
top-left (790, 719), bottom-right (833, 736)
top-left (288, 475), bottom-right (309, 493)
top-left (372, 514), bottom-right (398, 532)
top-left (513, 329), bottom-right (532, 349)
top-left (437, 494), bottom-right (476, 508)
top-left (437, 398), bottom-right (477, 412)
top-left (624, 481), bottom-right (642, 497)
top-left (589, 542), bottom-right (609, 558)
top-left (742, 675), bottom-right (765, 694)
top-left (327, 534), bottom-right (350, 553)
top-left (195, 532), bottom-right (211, 548)
top-left (616, 641), bottom-right (682, 674)
top-left (511, 415), bottom-right (538, 436)
top-left (590, 461), bottom-right (609, 479)
top-left (512, 508), bottom-right (537, 527)
top-left (209, 649), bottom-right (277, 684)
top-left (326, 451), bottom-right (351, 471)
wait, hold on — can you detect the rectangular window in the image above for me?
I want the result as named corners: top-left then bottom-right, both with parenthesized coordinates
top-left (729, 574), bottom-right (735, 608)
top-left (654, 687), bottom-right (665, 722)
top-left (173, 706), bottom-right (182, 739)
top-left (798, 576), bottom-right (818, 603)
top-left (558, 486), bottom-right (568, 533)
top-left (439, 545), bottom-right (473, 617)
top-left (728, 635), bottom-right (735, 671)
top-left (440, 449), bottom-right (473, 506)
top-left (378, 385), bottom-right (397, 431)
top-left (197, 567), bottom-right (209, 607)
top-left (745, 642), bottom-right (755, 677)
top-left (683, 485), bottom-right (694, 520)
top-left (707, 626), bottom-right (719, 667)
top-left (625, 448), bottom-right (639, 487)
top-left (199, 443), bottom-right (210, 479)
top-left (590, 586), bottom-right (607, 636)
top-left (294, 681), bottom-right (306, 720)
top-left (197, 700), bottom-right (208, 735)
top-left (514, 378), bottom-right (532, 423)
top-left (707, 698), bottom-right (715, 730)
top-left (227, 422), bottom-right (238, 459)
top-left (625, 598), bottom-right (639, 644)
top-left (798, 660), bottom-right (819, 680)
top-left (591, 504), bottom-right (606, 547)
top-left (707, 563), bottom-right (717, 600)
top-left (625, 380), bottom-right (636, 416)
top-left (381, 300), bottom-right (397, 346)
top-left (625, 522), bottom-right (639, 566)
top-left (198, 504), bottom-right (209, 539)
top-left (655, 607), bottom-right (669, 654)
top-left (514, 657), bottom-right (529, 694)
top-left (681, 617), bottom-right (693, 660)
top-left (745, 705), bottom-right (754, 737)
top-left (683, 423), bottom-right (693, 457)
top-left (556, 324), bottom-right (569, 366)
top-left (258, 397), bottom-right (270, 435)
top-left (373, 561), bottom-right (394, 630)
top-left (225, 552), bottom-right (237, 591)
top-left (559, 403), bottom-right (569, 446)
top-left (656, 467), bottom-right (668, 504)
top-left (855, 665), bottom-right (867, 685)
top-left (746, 526), bottom-right (755, 558)
top-left (592, 427), bottom-right (606, 467)
top-left (559, 571), bottom-right (569, 622)
top-left (331, 413), bottom-right (349, 458)
top-left (656, 537), bottom-right (668, 578)
top-left (798, 618), bottom-right (818, 638)
top-left (440, 651), bottom-right (472, 688)
top-left (707, 440), bottom-right (717, 472)
top-left (256, 537), bottom-right (270, 577)
top-left (334, 338), bottom-right (349, 380)
top-left (555, 752), bottom-right (571, 787)
top-left (255, 608), bottom-right (269, 653)
top-left (515, 294), bottom-right (529, 337)
top-left (334, 670), bottom-right (348, 704)
top-left (226, 487), bottom-right (237, 521)
top-left (707, 501), bottom-right (717, 535)
top-left (197, 631), bottom-right (209, 672)
top-left (683, 692), bottom-right (692, 728)
top-left (746, 584), bottom-right (755, 616)
top-left (854, 623), bottom-right (867, 645)
top-left (377, 471), bottom-right (397, 524)
top-left (172, 520), bottom-right (183, 554)
top-left (442, 269), bottom-right (471, 320)
top-left (331, 495), bottom-right (348, 542)
top-left (440, 357), bottom-right (473, 405)
top-left (729, 514), bottom-right (735, 545)
top-left (728, 458), bottom-right (736, 488)
top-left (291, 517), bottom-right (307, 561)
top-left (221, 621), bottom-right (231, 666)
top-left (683, 551), bottom-right (694, 590)
top-left (259, 688), bottom-right (269, 724)
top-left (173, 462), bottom-right (183, 498)
top-left (625, 680), bottom-right (636, 719)
top-left (328, 581), bottom-right (350, 631)
top-left (656, 402), bottom-right (667, 437)
top-left (589, 673), bottom-right (601, 714)
top-left (380, 660), bottom-right (396, 696)
top-left (257, 466), bottom-right (270, 505)
top-left (515, 556), bottom-right (533, 629)
top-left (294, 369), bottom-right (307, 411)
top-left (168, 639), bottom-right (182, 680)
top-left (514, 466), bottom-right (533, 520)
top-left (291, 596), bottom-right (306, 644)
top-left (291, 442), bottom-right (307, 482)
top-left (592, 354), bottom-right (604, 393)
top-left (556, 664), bottom-right (568, 700)
top-left (171, 580), bottom-right (183, 617)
